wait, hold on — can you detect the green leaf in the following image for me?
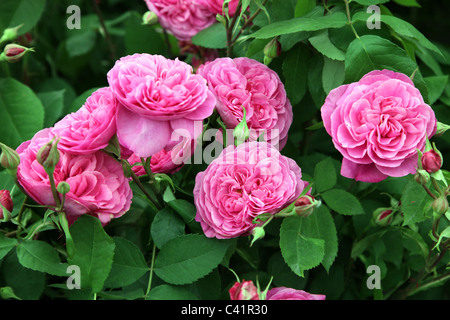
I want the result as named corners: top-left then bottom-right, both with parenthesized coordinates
top-left (314, 157), bottom-right (337, 192)
top-left (321, 189), bottom-right (365, 215)
top-left (309, 30), bottom-right (345, 61)
top-left (0, 286), bottom-right (22, 300)
top-left (0, 0), bottom-right (46, 35)
top-left (37, 89), bottom-right (65, 128)
top-left (125, 12), bottom-right (166, 55)
top-left (16, 240), bottom-right (68, 276)
top-left (433, 226), bottom-right (450, 252)
top-left (68, 215), bottom-right (115, 293)
top-left (147, 284), bottom-right (199, 300)
top-left (279, 216), bottom-right (325, 277)
top-left (344, 35), bottom-right (428, 102)
top-left (104, 237), bottom-right (149, 289)
top-left (282, 43), bottom-right (309, 105)
top-left (393, 0), bottom-right (421, 7)
top-left (352, 12), bottom-right (442, 56)
top-left (245, 11), bottom-right (348, 40)
top-left (400, 178), bottom-right (431, 226)
top-left (0, 233), bottom-right (17, 260)
top-left (0, 78), bottom-right (45, 149)
top-left (322, 57), bottom-right (345, 94)
top-left (351, 0), bottom-right (390, 5)
top-left (295, 0), bottom-right (316, 18)
top-left (154, 234), bottom-right (232, 285)
top-left (151, 207), bottom-right (186, 249)
top-left (191, 23), bottom-right (227, 49)
top-left (166, 199), bottom-right (197, 224)
top-left (424, 75), bottom-right (448, 105)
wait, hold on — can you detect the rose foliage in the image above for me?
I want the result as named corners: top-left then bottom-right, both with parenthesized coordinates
top-left (0, 0), bottom-right (449, 301)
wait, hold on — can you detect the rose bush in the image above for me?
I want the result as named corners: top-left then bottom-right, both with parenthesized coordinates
top-left (0, 0), bottom-right (449, 303)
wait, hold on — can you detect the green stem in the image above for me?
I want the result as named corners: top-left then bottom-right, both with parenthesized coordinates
top-left (145, 243), bottom-right (157, 299)
top-left (344, 0), bottom-right (360, 39)
top-left (46, 168), bottom-right (61, 208)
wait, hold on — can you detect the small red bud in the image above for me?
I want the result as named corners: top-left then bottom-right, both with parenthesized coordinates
top-left (373, 208), bottom-right (394, 227)
top-left (229, 280), bottom-right (259, 300)
top-left (1, 43), bottom-right (33, 63)
top-left (421, 150), bottom-right (442, 173)
top-left (294, 195), bottom-right (319, 217)
top-left (0, 190), bottom-right (13, 219)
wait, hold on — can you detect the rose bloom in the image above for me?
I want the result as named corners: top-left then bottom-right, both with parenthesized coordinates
top-left (198, 57), bottom-right (293, 150)
top-left (229, 280), bottom-right (259, 300)
top-left (144, 0), bottom-right (216, 41)
top-left (321, 69), bottom-right (436, 183)
top-left (266, 287), bottom-right (326, 300)
top-left (53, 87), bottom-right (118, 155)
top-left (16, 129), bottom-right (132, 225)
top-left (107, 53), bottom-right (214, 158)
top-left (194, 141), bottom-right (306, 239)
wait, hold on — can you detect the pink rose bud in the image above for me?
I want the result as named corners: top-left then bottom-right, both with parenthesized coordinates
top-left (263, 37), bottom-right (281, 59)
top-left (294, 195), bottom-right (319, 217)
top-left (421, 150), bottom-right (442, 173)
top-left (229, 280), bottom-right (259, 300)
top-left (0, 142), bottom-right (21, 174)
top-left (0, 190), bottom-right (13, 219)
top-left (142, 11), bottom-right (158, 25)
top-left (37, 138), bottom-right (60, 170)
top-left (0, 43), bottom-right (33, 63)
top-left (373, 208), bottom-right (394, 227)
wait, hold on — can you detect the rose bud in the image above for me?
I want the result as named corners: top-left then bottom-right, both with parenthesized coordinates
top-left (36, 138), bottom-right (60, 171)
top-left (233, 106), bottom-right (250, 146)
top-left (0, 142), bottom-right (21, 176)
top-left (373, 208), bottom-right (394, 227)
top-left (432, 195), bottom-right (449, 216)
top-left (0, 24), bottom-right (23, 44)
top-left (414, 169), bottom-right (430, 185)
top-left (0, 43), bottom-right (34, 63)
top-left (229, 280), bottom-right (259, 300)
top-left (0, 190), bottom-right (13, 219)
top-left (263, 37), bottom-right (281, 65)
top-left (294, 195), bottom-right (319, 217)
top-left (421, 150), bottom-right (442, 173)
top-left (142, 11), bottom-right (158, 25)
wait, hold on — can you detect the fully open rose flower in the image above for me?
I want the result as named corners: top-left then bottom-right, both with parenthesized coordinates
top-left (194, 141), bottom-right (306, 239)
top-left (107, 53), bottom-right (214, 158)
top-left (321, 69), bottom-right (436, 183)
top-left (53, 87), bottom-right (118, 155)
top-left (16, 129), bottom-right (132, 225)
top-left (266, 287), bottom-right (326, 300)
top-left (144, 0), bottom-right (216, 41)
top-left (198, 57), bottom-right (293, 150)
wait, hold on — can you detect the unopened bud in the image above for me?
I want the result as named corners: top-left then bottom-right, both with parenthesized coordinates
top-left (263, 37), bottom-right (281, 65)
top-left (414, 169), bottom-right (430, 185)
top-left (421, 150), bottom-right (442, 173)
top-left (0, 142), bottom-right (20, 177)
top-left (0, 24), bottom-right (23, 44)
top-left (36, 138), bottom-right (60, 171)
top-left (57, 181), bottom-right (71, 195)
top-left (233, 106), bottom-right (250, 146)
top-left (142, 11), bottom-right (158, 25)
top-left (373, 208), bottom-right (394, 227)
top-left (294, 195), bottom-right (319, 217)
top-left (0, 190), bottom-right (13, 220)
top-left (250, 226), bottom-right (265, 246)
top-left (0, 44), bottom-right (34, 63)
top-left (432, 195), bottom-right (449, 216)
top-left (229, 280), bottom-right (259, 300)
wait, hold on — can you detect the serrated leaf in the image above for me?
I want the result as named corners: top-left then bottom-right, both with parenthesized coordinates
top-left (314, 157), bottom-right (337, 192)
top-left (68, 215), bottom-right (115, 293)
top-left (147, 284), bottom-right (199, 300)
top-left (16, 240), bottom-right (68, 276)
top-left (0, 0), bottom-right (46, 35)
top-left (104, 237), bottom-right (149, 289)
top-left (0, 233), bottom-right (17, 260)
top-left (151, 207), bottom-right (186, 249)
top-left (0, 78), bottom-right (44, 149)
top-left (321, 189), bottom-right (365, 215)
top-left (282, 43), bottom-right (309, 105)
top-left (309, 30), bottom-right (345, 61)
top-left (191, 23), bottom-right (227, 49)
top-left (400, 178), bottom-right (432, 226)
top-left (154, 234), bottom-right (232, 285)
top-left (322, 57), bottom-right (345, 94)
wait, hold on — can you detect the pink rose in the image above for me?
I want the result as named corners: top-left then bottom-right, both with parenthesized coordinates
top-left (321, 69), bottom-right (436, 183)
top-left (194, 141), bottom-right (306, 239)
top-left (107, 53), bottom-right (214, 158)
top-left (204, 0), bottom-right (240, 16)
top-left (16, 129), bottom-right (132, 225)
top-left (266, 287), bottom-right (326, 300)
top-left (144, 0), bottom-right (216, 41)
top-left (229, 280), bottom-right (260, 300)
top-left (198, 57), bottom-right (293, 150)
top-left (53, 87), bottom-right (118, 155)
